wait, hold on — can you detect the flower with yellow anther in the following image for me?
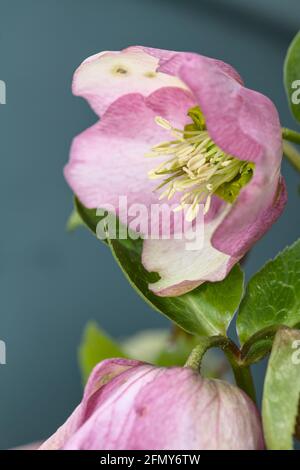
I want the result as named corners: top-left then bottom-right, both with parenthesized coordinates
top-left (147, 107), bottom-right (254, 222)
top-left (65, 45), bottom-right (286, 297)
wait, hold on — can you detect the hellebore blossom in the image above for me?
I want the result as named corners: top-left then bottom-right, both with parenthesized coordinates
top-left (39, 359), bottom-right (264, 450)
top-left (65, 46), bottom-right (286, 296)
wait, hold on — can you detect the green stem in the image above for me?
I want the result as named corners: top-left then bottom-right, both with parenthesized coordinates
top-left (282, 127), bottom-right (300, 145)
top-left (185, 336), bottom-right (236, 370)
top-left (282, 140), bottom-right (300, 172)
top-left (241, 323), bottom-right (300, 366)
top-left (241, 325), bottom-right (282, 365)
top-left (230, 363), bottom-right (256, 404)
top-left (185, 336), bottom-right (256, 404)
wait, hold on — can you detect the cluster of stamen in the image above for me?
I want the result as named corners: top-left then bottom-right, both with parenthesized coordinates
top-left (147, 116), bottom-right (250, 221)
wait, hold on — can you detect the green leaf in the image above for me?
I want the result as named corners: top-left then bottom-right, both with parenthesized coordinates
top-left (215, 161), bottom-right (254, 204)
top-left (262, 327), bottom-right (300, 450)
top-left (78, 322), bottom-right (125, 383)
top-left (155, 334), bottom-right (199, 367)
top-left (74, 197), bottom-right (108, 244)
top-left (76, 197), bottom-right (244, 336)
top-left (108, 233), bottom-right (244, 336)
top-left (122, 329), bottom-right (170, 364)
top-left (284, 31), bottom-right (300, 124)
top-left (122, 329), bottom-right (199, 368)
top-left (186, 105), bottom-right (206, 131)
top-left (237, 240), bottom-right (300, 345)
top-left (66, 209), bottom-right (84, 232)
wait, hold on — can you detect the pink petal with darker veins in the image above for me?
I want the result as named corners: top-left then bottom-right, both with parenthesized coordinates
top-left (65, 88), bottom-right (196, 236)
top-left (39, 359), bottom-right (140, 450)
top-left (61, 363), bottom-right (264, 450)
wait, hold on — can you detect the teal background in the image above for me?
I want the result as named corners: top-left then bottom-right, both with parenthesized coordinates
top-left (0, 0), bottom-right (299, 448)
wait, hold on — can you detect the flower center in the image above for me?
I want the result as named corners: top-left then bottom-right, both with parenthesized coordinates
top-left (147, 106), bottom-right (254, 221)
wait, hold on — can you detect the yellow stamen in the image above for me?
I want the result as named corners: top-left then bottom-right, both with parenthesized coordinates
top-left (147, 116), bottom-right (252, 221)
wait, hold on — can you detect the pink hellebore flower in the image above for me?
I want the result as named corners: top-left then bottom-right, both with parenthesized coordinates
top-left (65, 46), bottom-right (286, 296)
top-left (40, 359), bottom-right (264, 450)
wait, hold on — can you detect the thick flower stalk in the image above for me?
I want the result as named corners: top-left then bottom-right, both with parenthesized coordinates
top-left (39, 359), bottom-right (264, 450)
top-left (65, 46), bottom-right (286, 296)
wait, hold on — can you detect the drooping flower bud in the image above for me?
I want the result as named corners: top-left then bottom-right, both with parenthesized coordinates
top-left (40, 359), bottom-right (264, 450)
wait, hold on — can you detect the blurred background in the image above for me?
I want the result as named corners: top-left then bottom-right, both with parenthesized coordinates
top-left (0, 0), bottom-right (300, 449)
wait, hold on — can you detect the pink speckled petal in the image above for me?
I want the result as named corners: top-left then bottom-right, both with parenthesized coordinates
top-left (63, 366), bottom-right (264, 450)
top-left (173, 55), bottom-right (285, 256)
top-left (212, 175), bottom-right (287, 257)
top-left (156, 52), bottom-right (285, 261)
top-left (73, 47), bottom-right (190, 117)
top-left (136, 46), bottom-right (244, 86)
top-left (64, 365), bottom-right (161, 450)
top-left (177, 57), bottom-right (281, 168)
top-left (65, 88), bottom-right (196, 235)
top-left (39, 359), bottom-right (139, 450)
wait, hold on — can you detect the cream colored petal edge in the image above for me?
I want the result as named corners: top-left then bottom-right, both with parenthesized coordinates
top-left (142, 206), bottom-right (233, 296)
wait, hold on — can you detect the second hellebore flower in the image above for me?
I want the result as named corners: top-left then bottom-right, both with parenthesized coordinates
top-left (40, 359), bottom-right (264, 450)
top-left (65, 46), bottom-right (286, 296)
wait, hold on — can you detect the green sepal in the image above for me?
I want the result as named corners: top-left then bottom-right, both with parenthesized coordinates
top-left (66, 209), bottom-right (84, 232)
top-left (184, 106), bottom-right (206, 135)
top-left (215, 161), bottom-right (255, 204)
